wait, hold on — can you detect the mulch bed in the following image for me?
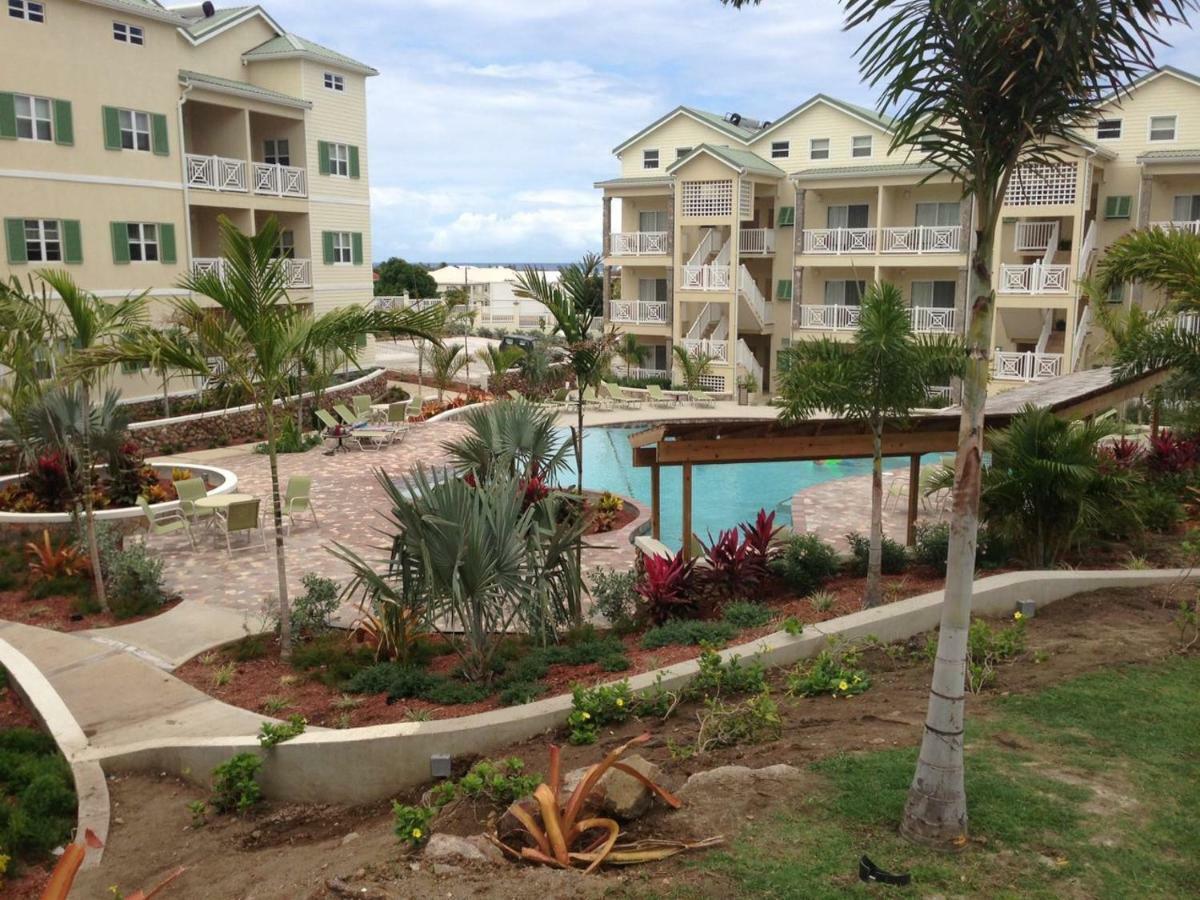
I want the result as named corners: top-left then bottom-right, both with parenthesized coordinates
top-left (0, 588), bottom-right (182, 633)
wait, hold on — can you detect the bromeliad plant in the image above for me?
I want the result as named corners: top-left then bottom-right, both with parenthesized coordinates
top-left (634, 549), bottom-right (699, 624)
top-left (490, 733), bottom-right (720, 872)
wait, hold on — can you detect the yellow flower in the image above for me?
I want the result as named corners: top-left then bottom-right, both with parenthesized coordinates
top-left (1013, 611), bottom-right (1023, 620)
top-left (615, 698), bottom-right (624, 708)
top-left (581, 711), bottom-right (591, 720)
top-left (411, 828), bottom-right (423, 839)
top-left (838, 680), bottom-right (849, 691)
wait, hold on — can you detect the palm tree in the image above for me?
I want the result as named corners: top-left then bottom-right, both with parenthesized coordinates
top-left (67, 216), bottom-right (440, 656)
top-left (429, 343), bottom-right (467, 402)
top-left (671, 345), bottom-right (714, 391)
top-left (476, 344), bottom-right (525, 380)
top-left (724, 0), bottom-right (1194, 848)
top-left (778, 282), bottom-right (964, 608)
top-left (441, 398), bottom-right (573, 486)
top-left (443, 286), bottom-right (476, 384)
top-left (37, 270), bottom-right (147, 611)
top-left (615, 333), bottom-right (648, 380)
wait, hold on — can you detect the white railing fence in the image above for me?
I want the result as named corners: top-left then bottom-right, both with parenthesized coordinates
top-left (739, 228), bottom-right (776, 254)
top-left (252, 162), bottom-right (307, 198)
top-left (685, 302), bottom-right (720, 341)
top-left (195, 257), bottom-right (311, 288)
top-left (1178, 312), bottom-right (1200, 334)
top-left (998, 262), bottom-right (1070, 294)
top-left (1072, 303), bottom-right (1093, 371)
top-left (1014, 220), bottom-right (1058, 252)
top-left (796, 304), bottom-right (861, 331)
top-left (185, 154), bottom-right (247, 192)
top-left (736, 338), bottom-right (763, 388)
top-left (881, 225), bottom-right (961, 254)
top-left (910, 306), bottom-right (957, 333)
top-left (737, 265), bottom-right (770, 327)
top-left (682, 263), bottom-right (731, 291)
top-left (609, 299), bottom-right (669, 324)
top-left (1151, 220), bottom-right (1200, 235)
top-left (610, 231), bottom-right (668, 255)
top-left (993, 351), bottom-right (1062, 381)
top-left (681, 338), bottom-right (728, 363)
top-left (686, 227), bottom-right (719, 267)
top-left (802, 227), bottom-right (876, 254)
top-left (1077, 219), bottom-right (1097, 279)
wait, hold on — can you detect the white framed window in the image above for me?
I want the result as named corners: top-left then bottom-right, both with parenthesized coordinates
top-left (809, 138), bottom-right (830, 160)
top-left (324, 72), bottom-right (345, 92)
top-left (328, 142), bottom-right (350, 177)
top-left (118, 109), bottom-right (150, 151)
top-left (638, 277), bottom-right (668, 304)
top-left (851, 135), bottom-right (873, 158)
top-left (642, 149), bottom-right (659, 170)
top-left (264, 139), bottom-right (290, 166)
top-left (638, 209), bottom-right (667, 232)
top-left (911, 280), bottom-right (956, 308)
top-left (1173, 194), bottom-right (1200, 221)
top-left (1106, 281), bottom-right (1126, 304)
top-left (113, 21), bottom-right (144, 44)
top-left (273, 229), bottom-right (295, 259)
top-left (8, 0), bottom-right (44, 22)
top-left (126, 223), bottom-right (158, 262)
top-left (1096, 118), bottom-right (1121, 139)
top-left (14, 94), bottom-right (52, 141)
top-left (332, 231), bottom-right (352, 265)
top-left (675, 146), bottom-right (692, 160)
top-left (771, 140), bottom-right (789, 159)
top-left (1149, 115), bottom-right (1177, 142)
top-left (824, 279), bottom-right (866, 306)
top-left (915, 201), bottom-right (961, 227)
top-left (23, 219), bottom-right (61, 262)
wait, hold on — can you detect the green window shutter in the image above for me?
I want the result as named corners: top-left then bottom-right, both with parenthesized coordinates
top-left (317, 141), bottom-right (330, 175)
top-left (0, 93), bottom-right (16, 140)
top-left (102, 106), bottom-right (122, 150)
top-left (322, 231), bottom-right (335, 265)
top-left (355, 333), bottom-right (368, 349)
top-left (348, 145), bottom-right (360, 178)
top-left (151, 113), bottom-right (169, 156)
top-left (1104, 195), bottom-right (1132, 219)
top-left (159, 223), bottom-right (177, 263)
top-left (778, 206), bottom-right (795, 227)
top-left (110, 222), bottom-right (130, 264)
top-left (52, 100), bottom-right (74, 146)
top-left (62, 220), bottom-right (83, 263)
top-left (5, 219), bottom-right (28, 264)
top-left (776, 279), bottom-right (793, 301)
top-left (351, 232), bottom-right (364, 265)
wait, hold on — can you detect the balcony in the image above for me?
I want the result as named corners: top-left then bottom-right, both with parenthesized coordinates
top-left (910, 306), bottom-right (957, 333)
top-left (993, 351), bottom-right (1062, 381)
top-left (999, 262), bottom-right (1070, 294)
top-left (795, 304), bottom-right (955, 333)
top-left (680, 337), bottom-right (728, 363)
top-left (681, 264), bottom-right (730, 291)
top-left (609, 299), bottom-right (669, 325)
top-left (802, 227), bottom-right (876, 255)
top-left (610, 231), bottom-right (668, 256)
top-left (1151, 220), bottom-right (1200, 235)
top-left (738, 228), bottom-right (776, 255)
top-left (376, 296), bottom-right (440, 311)
top-left (194, 256), bottom-right (311, 288)
top-left (186, 154), bottom-right (308, 198)
top-left (881, 225), bottom-right (961, 254)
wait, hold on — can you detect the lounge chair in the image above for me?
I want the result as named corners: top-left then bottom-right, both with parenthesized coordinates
top-left (316, 408), bottom-right (363, 451)
top-left (282, 476), bottom-right (318, 531)
top-left (689, 389), bottom-right (715, 408)
top-left (551, 388), bottom-right (570, 410)
top-left (358, 426), bottom-right (401, 450)
top-left (605, 381), bottom-right (643, 410)
top-left (218, 498), bottom-right (267, 556)
top-left (333, 403), bottom-right (367, 427)
top-left (582, 385), bottom-right (611, 411)
top-left (646, 384), bottom-right (673, 409)
top-left (173, 477), bottom-right (215, 525)
top-left (137, 496), bottom-right (195, 550)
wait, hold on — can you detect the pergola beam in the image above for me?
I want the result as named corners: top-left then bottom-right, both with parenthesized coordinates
top-left (635, 431), bottom-right (959, 467)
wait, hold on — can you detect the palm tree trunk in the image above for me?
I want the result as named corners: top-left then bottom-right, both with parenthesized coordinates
top-left (263, 406), bottom-right (292, 660)
top-left (574, 387), bottom-right (585, 627)
top-left (900, 201), bottom-right (999, 849)
top-left (865, 425), bottom-right (884, 608)
top-left (79, 383), bottom-right (108, 612)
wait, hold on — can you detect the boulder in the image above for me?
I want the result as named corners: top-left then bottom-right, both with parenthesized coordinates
top-left (594, 754), bottom-right (663, 820)
top-left (422, 833), bottom-right (490, 864)
top-left (679, 764), bottom-right (801, 797)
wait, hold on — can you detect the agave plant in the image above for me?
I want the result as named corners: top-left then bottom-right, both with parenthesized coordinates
top-left (490, 733), bottom-right (720, 871)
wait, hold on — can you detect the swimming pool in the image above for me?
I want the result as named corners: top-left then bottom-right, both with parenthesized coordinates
top-left (577, 426), bottom-right (933, 549)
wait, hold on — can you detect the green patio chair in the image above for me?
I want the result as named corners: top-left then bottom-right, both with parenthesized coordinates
top-left (333, 403), bottom-right (366, 427)
top-left (352, 394), bottom-right (373, 417)
top-left (582, 385), bottom-right (611, 411)
top-left (219, 497), bottom-right (266, 556)
top-left (315, 408), bottom-right (341, 432)
top-left (137, 496), bottom-right (195, 550)
top-left (689, 389), bottom-right (715, 408)
top-left (605, 381), bottom-right (643, 410)
top-left (173, 477), bottom-right (214, 524)
top-left (387, 402), bottom-right (408, 424)
top-left (646, 384), bottom-right (673, 409)
top-left (282, 476), bottom-right (318, 530)
top-left (507, 389), bottom-right (524, 402)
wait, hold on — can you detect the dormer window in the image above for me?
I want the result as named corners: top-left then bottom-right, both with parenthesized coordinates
top-left (1096, 119), bottom-right (1121, 139)
top-left (643, 149), bottom-right (659, 170)
top-left (324, 73), bottom-right (345, 92)
top-left (8, 0), bottom-right (44, 22)
top-left (771, 140), bottom-right (789, 159)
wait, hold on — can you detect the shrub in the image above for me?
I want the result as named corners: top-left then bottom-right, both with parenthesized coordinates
top-left (343, 663), bottom-right (488, 705)
top-left (0, 728), bottom-right (75, 863)
top-left (1136, 487), bottom-right (1184, 533)
top-left (701, 528), bottom-right (760, 599)
top-left (771, 532), bottom-right (841, 595)
top-left (689, 647), bottom-right (767, 698)
top-left (1147, 429), bottom-right (1199, 476)
top-left (695, 691), bottom-right (782, 752)
top-left (966, 613), bottom-right (1028, 693)
top-left (25, 530), bottom-right (86, 583)
top-left (635, 549), bottom-right (700, 623)
top-left (210, 753), bottom-right (263, 814)
top-left (106, 542), bottom-right (167, 619)
top-left (786, 643), bottom-right (870, 698)
top-left (258, 714), bottom-right (307, 748)
top-left (589, 567), bottom-right (639, 632)
top-left (567, 680), bottom-right (633, 744)
top-left (845, 532), bottom-right (908, 576)
top-left (392, 802), bottom-right (434, 847)
top-left (293, 573), bottom-right (340, 633)
top-left (640, 619), bottom-right (736, 650)
top-left (454, 758), bottom-right (539, 806)
top-left (257, 416), bottom-right (322, 455)
top-left (499, 681), bottom-right (545, 706)
top-left (913, 522), bottom-right (951, 575)
top-left (721, 601), bottom-right (773, 630)
top-left (808, 590), bottom-right (837, 613)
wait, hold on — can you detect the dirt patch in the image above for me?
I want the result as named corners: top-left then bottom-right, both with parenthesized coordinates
top-left (76, 586), bottom-right (1191, 898)
top-left (0, 588), bottom-right (182, 633)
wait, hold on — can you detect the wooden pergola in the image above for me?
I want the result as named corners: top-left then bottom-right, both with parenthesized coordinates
top-left (628, 367), bottom-right (1168, 547)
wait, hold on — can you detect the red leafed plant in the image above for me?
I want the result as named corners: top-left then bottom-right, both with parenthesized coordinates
top-left (25, 529), bottom-right (88, 582)
top-left (1099, 436), bottom-right (1143, 471)
top-left (635, 549), bottom-right (698, 623)
top-left (740, 508), bottom-right (783, 574)
top-left (701, 528), bottom-right (757, 599)
top-left (519, 475), bottom-right (550, 510)
top-left (1148, 430), bottom-right (1199, 475)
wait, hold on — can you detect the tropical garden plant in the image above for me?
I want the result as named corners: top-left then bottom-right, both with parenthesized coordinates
top-left (441, 398), bottom-right (573, 485)
top-left (671, 345), bottom-right (715, 392)
top-left (428, 342), bottom-right (467, 403)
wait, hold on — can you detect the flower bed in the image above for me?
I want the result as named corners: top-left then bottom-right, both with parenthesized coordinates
top-left (0, 441), bottom-right (173, 514)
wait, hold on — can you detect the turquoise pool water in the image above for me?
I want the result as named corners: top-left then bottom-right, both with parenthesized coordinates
top-left (578, 427), bottom-right (932, 549)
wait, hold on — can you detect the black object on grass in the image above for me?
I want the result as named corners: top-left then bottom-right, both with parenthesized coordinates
top-left (859, 855), bottom-right (912, 886)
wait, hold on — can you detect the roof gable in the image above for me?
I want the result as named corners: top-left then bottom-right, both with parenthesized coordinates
top-left (612, 106), bottom-right (759, 155)
top-left (666, 144), bottom-right (785, 178)
top-left (752, 94), bottom-right (894, 144)
top-left (174, 4), bottom-right (283, 45)
top-left (1098, 65), bottom-right (1200, 107)
top-left (242, 32), bottom-right (378, 75)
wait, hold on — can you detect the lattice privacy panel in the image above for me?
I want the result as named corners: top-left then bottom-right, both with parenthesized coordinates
top-left (698, 374), bottom-right (726, 393)
top-left (1004, 163), bottom-right (1078, 206)
top-left (739, 179), bottom-right (753, 219)
top-left (681, 180), bottom-right (734, 217)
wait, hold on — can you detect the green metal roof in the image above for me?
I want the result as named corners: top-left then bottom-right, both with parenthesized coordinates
top-left (593, 176), bottom-right (674, 189)
top-left (668, 144), bottom-right (786, 178)
top-left (243, 32), bottom-right (378, 75)
top-left (791, 162), bottom-right (939, 180)
top-left (682, 107), bottom-right (760, 141)
top-left (1137, 148), bottom-right (1200, 164)
top-left (1099, 64), bottom-right (1200, 105)
top-left (182, 6), bottom-right (253, 37)
top-left (178, 69), bottom-right (311, 109)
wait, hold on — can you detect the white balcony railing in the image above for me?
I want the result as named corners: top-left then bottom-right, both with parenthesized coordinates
top-left (1151, 220), bottom-right (1200, 235)
top-left (993, 351), bottom-right (1062, 381)
top-left (998, 262), bottom-right (1070, 294)
top-left (737, 265), bottom-right (770, 327)
top-left (881, 225), bottom-right (962, 254)
top-left (680, 338), bottom-right (728, 363)
top-left (910, 306), bottom-right (957, 333)
top-left (185, 153), bottom-right (247, 192)
top-left (739, 228), bottom-right (776, 254)
top-left (796, 304), bottom-right (861, 331)
top-left (193, 257), bottom-right (311, 288)
top-left (927, 386), bottom-right (953, 403)
top-left (375, 296), bottom-right (441, 312)
top-left (802, 227), bottom-right (876, 254)
top-left (681, 264), bottom-right (730, 291)
top-left (252, 162), bottom-right (308, 198)
top-left (610, 231), bottom-right (669, 256)
top-left (609, 299), bottom-right (669, 325)
top-left (1179, 312), bottom-right (1200, 334)
top-left (1014, 221), bottom-right (1058, 252)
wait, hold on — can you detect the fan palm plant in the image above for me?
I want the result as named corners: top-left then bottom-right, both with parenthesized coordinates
top-left (66, 216), bottom-right (440, 656)
top-left (723, 0), bottom-right (1195, 848)
top-left (671, 345), bottom-right (715, 392)
top-left (429, 342), bottom-right (467, 402)
top-left (778, 282), bottom-right (964, 608)
top-left (442, 398), bottom-right (573, 485)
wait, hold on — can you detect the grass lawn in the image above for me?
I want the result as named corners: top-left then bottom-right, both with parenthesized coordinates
top-left (682, 656), bottom-right (1200, 899)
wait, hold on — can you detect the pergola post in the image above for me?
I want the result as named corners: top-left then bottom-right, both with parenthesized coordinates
top-left (681, 463), bottom-right (693, 554)
top-left (650, 464), bottom-right (661, 540)
top-left (906, 453), bottom-right (921, 547)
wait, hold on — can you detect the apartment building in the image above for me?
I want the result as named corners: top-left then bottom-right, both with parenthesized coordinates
top-left (1, 0), bottom-right (377, 399)
top-left (428, 265), bottom-right (555, 333)
top-left (596, 67), bottom-right (1200, 395)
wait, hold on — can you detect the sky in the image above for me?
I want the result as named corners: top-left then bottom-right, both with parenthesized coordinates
top-left (262, 0), bottom-right (1200, 265)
